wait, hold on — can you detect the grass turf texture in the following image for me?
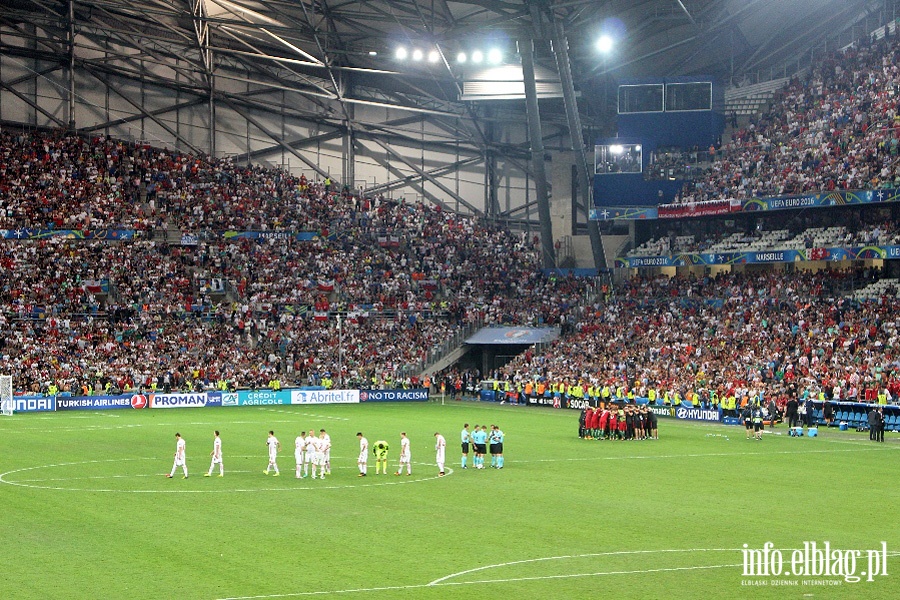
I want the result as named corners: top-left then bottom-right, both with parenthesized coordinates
top-left (0, 401), bottom-right (897, 600)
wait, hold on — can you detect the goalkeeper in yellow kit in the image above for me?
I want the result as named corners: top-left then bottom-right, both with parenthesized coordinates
top-left (373, 439), bottom-right (390, 474)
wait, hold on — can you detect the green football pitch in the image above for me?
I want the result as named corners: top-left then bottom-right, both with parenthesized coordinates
top-left (0, 401), bottom-right (897, 600)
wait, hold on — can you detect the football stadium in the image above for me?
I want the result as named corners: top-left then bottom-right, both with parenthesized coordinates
top-left (1, 0), bottom-right (900, 598)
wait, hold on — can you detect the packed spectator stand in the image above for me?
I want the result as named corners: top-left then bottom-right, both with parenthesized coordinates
top-left (480, 270), bottom-right (900, 418)
top-left (672, 31), bottom-right (900, 205)
top-left (0, 129), bottom-right (591, 395)
top-left (7, 26), bottom-right (900, 406)
top-left (445, 22), bottom-right (900, 406)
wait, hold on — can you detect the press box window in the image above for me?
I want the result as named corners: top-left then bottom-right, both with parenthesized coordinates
top-left (595, 144), bottom-right (643, 174)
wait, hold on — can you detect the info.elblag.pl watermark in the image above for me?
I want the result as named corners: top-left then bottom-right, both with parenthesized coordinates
top-left (741, 542), bottom-right (890, 586)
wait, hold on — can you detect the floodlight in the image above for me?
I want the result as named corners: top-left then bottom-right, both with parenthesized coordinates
top-left (368, 51), bottom-right (378, 56)
top-left (457, 52), bottom-right (467, 63)
top-left (471, 50), bottom-right (483, 64)
top-left (428, 50), bottom-right (440, 63)
top-left (412, 49), bottom-right (424, 61)
top-left (487, 48), bottom-right (502, 64)
top-left (596, 35), bottom-right (614, 54)
top-left (395, 47), bottom-right (408, 60)
top-left (610, 144), bottom-right (623, 154)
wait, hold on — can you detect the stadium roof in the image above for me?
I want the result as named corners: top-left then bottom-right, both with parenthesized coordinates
top-left (0, 0), bottom-right (890, 217)
top-left (0, 0), bottom-right (884, 105)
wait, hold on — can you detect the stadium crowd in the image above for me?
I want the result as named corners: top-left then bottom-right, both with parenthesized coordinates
top-left (0, 129), bottom-right (593, 394)
top-left (484, 270), bottom-right (900, 413)
top-left (6, 27), bottom-right (900, 402)
top-left (0, 130), bottom-right (322, 232)
top-left (674, 31), bottom-right (900, 205)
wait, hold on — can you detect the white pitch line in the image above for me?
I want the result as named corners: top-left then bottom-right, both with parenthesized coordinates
top-left (219, 565), bottom-right (744, 600)
top-left (217, 547), bottom-right (900, 599)
top-left (217, 556), bottom-right (744, 600)
top-left (259, 409), bottom-right (349, 421)
top-left (444, 562), bottom-right (743, 586)
top-left (13, 470), bottom-right (258, 483)
top-left (0, 446), bottom-right (883, 487)
top-left (0, 459), bottom-right (451, 493)
top-left (427, 548), bottom-right (738, 585)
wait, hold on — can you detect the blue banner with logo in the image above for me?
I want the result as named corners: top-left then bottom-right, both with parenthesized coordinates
top-left (233, 390), bottom-right (293, 406)
top-left (0, 229), bottom-right (134, 240)
top-left (675, 405), bottom-right (722, 422)
top-left (616, 244), bottom-right (900, 269)
top-left (222, 231), bottom-right (321, 242)
top-left (741, 188), bottom-right (899, 212)
top-left (359, 389), bottom-right (429, 402)
top-left (12, 396), bottom-right (56, 412)
top-left (591, 207), bottom-right (659, 220)
top-left (149, 392), bottom-right (216, 409)
top-left (57, 394), bottom-right (140, 410)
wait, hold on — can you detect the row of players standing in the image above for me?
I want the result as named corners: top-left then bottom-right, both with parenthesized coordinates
top-left (168, 429), bottom-right (336, 479)
top-left (578, 405), bottom-right (659, 440)
top-left (357, 432), bottom-right (449, 476)
top-left (167, 429), bottom-right (457, 480)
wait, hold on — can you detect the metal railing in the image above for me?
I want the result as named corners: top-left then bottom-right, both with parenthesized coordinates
top-left (414, 316), bottom-right (485, 375)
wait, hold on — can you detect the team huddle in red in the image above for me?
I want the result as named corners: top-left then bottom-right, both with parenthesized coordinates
top-left (579, 404), bottom-right (659, 441)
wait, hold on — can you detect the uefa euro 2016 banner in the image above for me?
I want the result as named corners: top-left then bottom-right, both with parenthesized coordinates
top-left (616, 245), bottom-right (900, 269)
top-left (222, 231), bottom-right (321, 242)
top-left (0, 229), bottom-right (135, 240)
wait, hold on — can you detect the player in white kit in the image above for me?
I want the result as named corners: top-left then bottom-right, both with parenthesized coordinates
top-left (395, 432), bottom-right (412, 476)
top-left (205, 430), bottom-right (223, 477)
top-left (434, 432), bottom-right (446, 476)
top-left (303, 429), bottom-right (317, 478)
top-left (264, 430), bottom-right (281, 476)
top-left (357, 432), bottom-right (369, 477)
top-left (167, 433), bottom-right (188, 479)
top-left (320, 428), bottom-right (332, 474)
top-left (312, 431), bottom-right (327, 479)
top-left (295, 432), bottom-right (306, 478)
